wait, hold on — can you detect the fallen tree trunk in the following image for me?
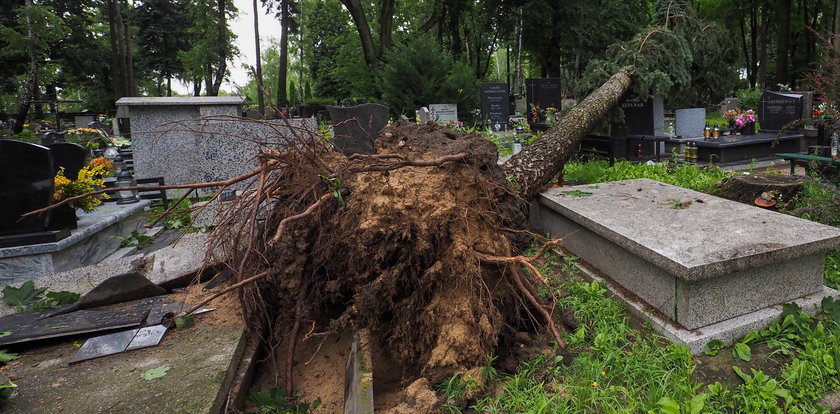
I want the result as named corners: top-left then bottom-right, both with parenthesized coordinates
top-left (502, 68), bottom-right (633, 200)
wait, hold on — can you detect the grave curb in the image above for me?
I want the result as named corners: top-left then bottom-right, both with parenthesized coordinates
top-left (571, 254), bottom-right (839, 354)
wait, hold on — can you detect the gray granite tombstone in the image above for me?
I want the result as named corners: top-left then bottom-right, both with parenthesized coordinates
top-left (0, 140), bottom-right (54, 236)
top-left (327, 103), bottom-right (390, 156)
top-left (417, 107), bottom-right (431, 124)
top-left (720, 97), bottom-right (739, 116)
top-left (759, 90), bottom-right (803, 132)
top-left (48, 142), bottom-right (87, 181)
top-left (675, 108), bottom-right (706, 138)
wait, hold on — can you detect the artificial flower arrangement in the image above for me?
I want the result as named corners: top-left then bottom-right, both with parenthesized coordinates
top-left (530, 103), bottom-right (562, 125)
top-left (53, 160), bottom-right (111, 212)
top-left (734, 109), bottom-right (756, 128)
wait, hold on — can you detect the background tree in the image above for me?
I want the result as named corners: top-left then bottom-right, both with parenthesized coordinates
top-left (263, 0), bottom-right (299, 106)
top-left (0, 0), bottom-right (68, 133)
top-left (378, 36), bottom-right (478, 116)
top-left (180, 0), bottom-right (237, 96)
top-left (133, 0), bottom-right (191, 97)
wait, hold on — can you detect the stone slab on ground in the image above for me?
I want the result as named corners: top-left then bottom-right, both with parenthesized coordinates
top-left (572, 257), bottom-right (839, 355)
top-left (145, 232), bottom-right (214, 286)
top-left (0, 232), bottom-right (213, 318)
top-left (0, 201), bottom-right (151, 284)
top-left (530, 178), bottom-right (840, 329)
top-left (0, 311), bottom-right (246, 413)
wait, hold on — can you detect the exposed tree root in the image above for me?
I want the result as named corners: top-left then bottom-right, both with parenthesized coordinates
top-left (23, 119), bottom-right (572, 396)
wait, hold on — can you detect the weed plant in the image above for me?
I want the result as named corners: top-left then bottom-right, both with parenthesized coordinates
top-left (563, 159), bottom-right (728, 192)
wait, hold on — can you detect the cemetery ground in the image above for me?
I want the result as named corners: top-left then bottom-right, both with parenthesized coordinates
top-left (2, 118), bottom-right (840, 413)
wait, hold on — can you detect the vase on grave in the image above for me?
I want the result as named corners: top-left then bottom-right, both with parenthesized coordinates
top-left (48, 204), bottom-right (78, 230)
top-left (741, 122), bottom-right (756, 135)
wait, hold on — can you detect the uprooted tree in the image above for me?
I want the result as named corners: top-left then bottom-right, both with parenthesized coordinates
top-left (25, 1), bottom-right (736, 399)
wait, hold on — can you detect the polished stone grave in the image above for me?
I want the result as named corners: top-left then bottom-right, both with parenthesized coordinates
top-left (0, 200), bottom-right (150, 284)
top-left (530, 179), bottom-right (840, 351)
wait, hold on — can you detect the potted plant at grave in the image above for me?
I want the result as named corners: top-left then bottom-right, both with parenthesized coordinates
top-left (51, 162), bottom-right (110, 229)
top-left (735, 109), bottom-right (757, 135)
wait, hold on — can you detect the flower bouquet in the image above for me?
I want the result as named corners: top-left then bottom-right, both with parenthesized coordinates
top-left (735, 109), bottom-right (756, 135)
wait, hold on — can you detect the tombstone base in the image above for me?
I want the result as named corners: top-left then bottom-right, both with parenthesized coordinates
top-left (573, 258), bottom-right (838, 355)
top-left (0, 230), bottom-right (70, 249)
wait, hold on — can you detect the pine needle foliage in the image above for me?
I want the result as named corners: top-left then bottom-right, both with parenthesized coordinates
top-left (579, 0), bottom-right (738, 107)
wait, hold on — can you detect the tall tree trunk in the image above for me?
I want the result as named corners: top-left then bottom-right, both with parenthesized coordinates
top-left (254, 0), bottom-right (264, 115)
top-left (750, 0), bottom-right (758, 87)
top-left (502, 69), bottom-right (633, 200)
top-left (740, 12), bottom-right (754, 87)
top-left (122, 1), bottom-right (135, 97)
top-left (208, 0), bottom-right (229, 96)
top-left (13, 0), bottom-right (36, 134)
top-left (277, 0), bottom-right (289, 106)
top-left (107, 0), bottom-right (126, 100)
top-left (378, 0), bottom-right (394, 60)
top-left (776, 0), bottom-right (792, 85)
top-left (758, 0), bottom-right (770, 88)
top-left (340, 0), bottom-right (377, 67)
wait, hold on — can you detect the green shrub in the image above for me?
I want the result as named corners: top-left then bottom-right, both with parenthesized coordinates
top-left (736, 87), bottom-right (762, 110)
top-left (378, 36), bottom-right (478, 118)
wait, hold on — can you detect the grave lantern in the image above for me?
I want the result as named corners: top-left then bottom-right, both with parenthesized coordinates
top-left (115, 169), bottom-right (140, 204)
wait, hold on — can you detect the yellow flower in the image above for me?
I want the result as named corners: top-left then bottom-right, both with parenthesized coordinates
top-left (601, 371), bottom-right (606, 376)
top-left (592, 381), bottom-right (598, 387)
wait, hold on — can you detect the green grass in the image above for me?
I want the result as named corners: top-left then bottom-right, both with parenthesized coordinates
top-left (461, 273), bottom-right (840, 413)
top-left (563, 159), bottom-right (729, 192)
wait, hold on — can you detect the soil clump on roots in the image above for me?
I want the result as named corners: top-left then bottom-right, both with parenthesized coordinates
top-left (211, 121), bottom-right (551, 407)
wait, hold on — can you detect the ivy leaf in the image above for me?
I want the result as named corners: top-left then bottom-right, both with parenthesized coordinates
top-left (1, 281), bottom-right (46, 308)
top-left (141, 365), bottom-right (171, 381)
top-left (732, 342), bottom-right (752, 362)
top-left (822, 296), bottom-right (840, 323)
top-left (0, 350), bottom-right (19, 363)
top-left (45, 291), bottom-right (81, 306)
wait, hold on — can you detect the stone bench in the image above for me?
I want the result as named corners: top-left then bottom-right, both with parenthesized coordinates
top-left (530, 178), bottom-right (840, 335)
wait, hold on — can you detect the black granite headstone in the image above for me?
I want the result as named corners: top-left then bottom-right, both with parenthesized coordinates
top-left (617, 94), bottom-right (665, 136)
top-left (0, 140), bottom-right (54, 236)
top-left (327, 103), bottom-right (390, 156)
top-left (480, 82), bottom-right (510, 131)
top-left (759, 90), bottom-right (803, 132)
top-left (525, 78), bottom-right (562, 112)
top-left (48, 142), bottom-right (87, 180)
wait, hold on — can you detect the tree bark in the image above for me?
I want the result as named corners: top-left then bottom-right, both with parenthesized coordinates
top-left (378, 0), bottom-right (395, 60)
top-left (340, 0), bottom-right (377, 67)
top-left (502, 69), bottom-right (633, 200)
top-left (277, 0), bottom-right (289, 106)
top-left (758, 0), bottom-right (770, 88)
